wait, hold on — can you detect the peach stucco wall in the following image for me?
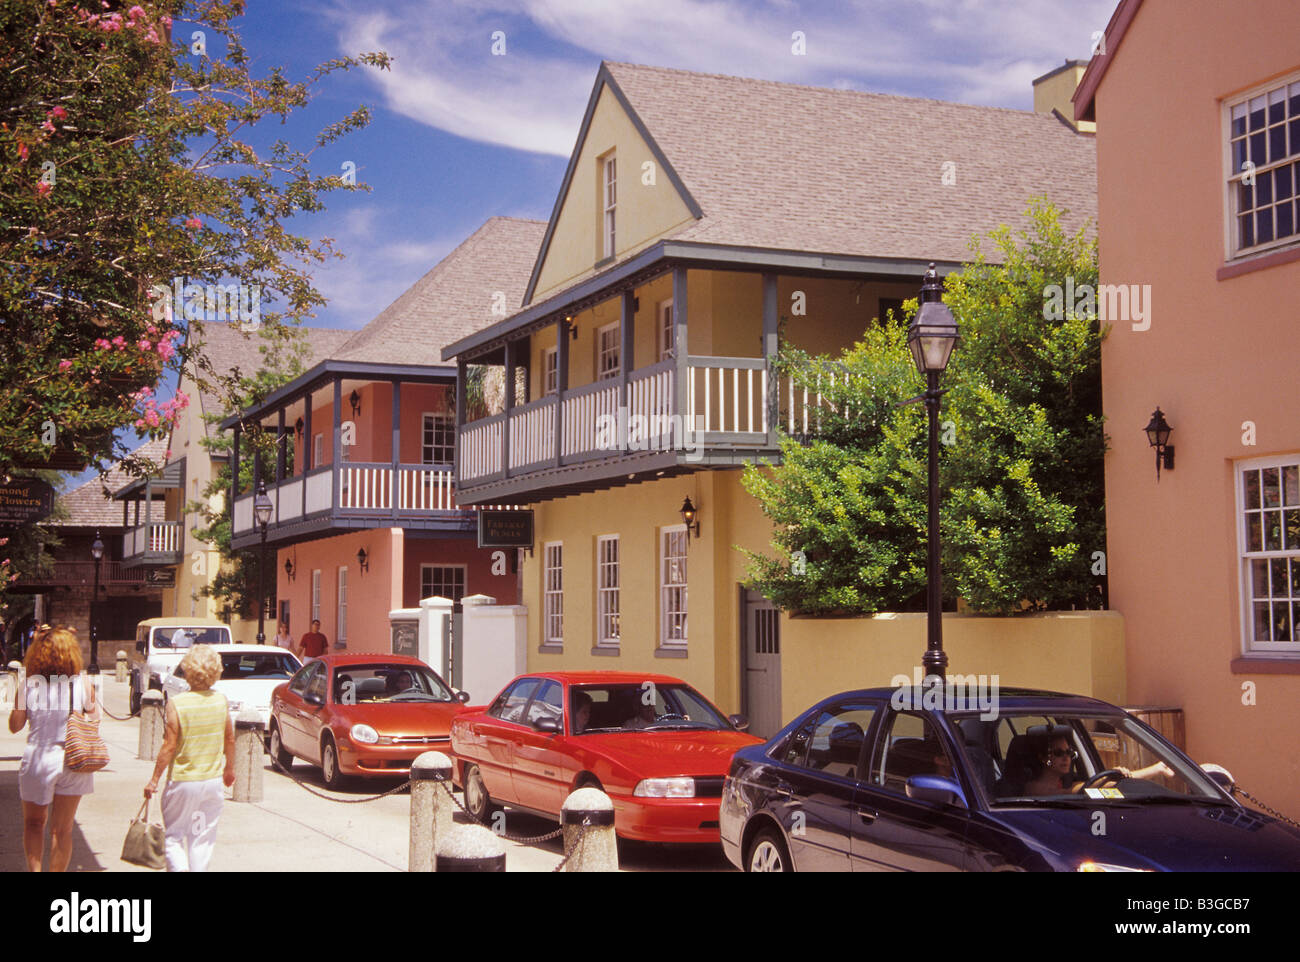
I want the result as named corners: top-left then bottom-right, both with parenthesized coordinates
top-left (287, 382), bottom-right (452, 473)
top-left (1094, 0), bottom-right (1300, 811)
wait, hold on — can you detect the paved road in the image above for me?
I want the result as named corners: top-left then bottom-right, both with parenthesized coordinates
top-left (0, 675), bottom-right (734, 873)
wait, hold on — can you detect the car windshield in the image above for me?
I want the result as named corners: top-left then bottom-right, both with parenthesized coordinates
top-left (571, 683), bottom-right (729, 733)
top-left (949, 711), bottom-right (1228, 807)
top-left (333, 664), bottom-right (455, 704)
top-left (154, 627), bottom-right (229, 649)
top-left (220, 652), bottom-right (299, 680)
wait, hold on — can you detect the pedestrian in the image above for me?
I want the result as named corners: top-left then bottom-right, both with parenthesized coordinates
top-left (143, 643), bottom-right (234, 872)
top-left (272, 621), bottom-right (294, 650)
top-left (298, 619), bottom-right (328, 659)
top-left (8, 625), bottom-right (99, 872)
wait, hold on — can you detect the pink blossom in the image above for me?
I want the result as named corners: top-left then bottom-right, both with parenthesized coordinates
top-left (174, 391), bottom-right (190, 408)
top-left (184, 217), bottom-right (201, 229)
top-left (165, 449), bottom-right (172, 459)
top-left (145, 410), bottom-right (160, 428)
top-left (49, 106), bottom-right (67, 120)
top-left (111, 335), bottom-right (126, 347)
top-left (128, 5), bottom-right (145, 17)
top-left (138, 339), bottom-right (152, 351)
top-left (36, 181), bottom-right (51, 197)
top-left (94, 338), bottom-right (110, 349)
top-left (136, 386), bottom-right (153, 398)
top-left (145, 29), bottom-right (159, 43)
top-left (58, 359), bottom-right (72, 371)
top-left (40, 120), bottom-right (55, 134)
top-left (161, 15), bottom-right (171, 27)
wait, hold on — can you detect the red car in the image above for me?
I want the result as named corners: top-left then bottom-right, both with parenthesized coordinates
top-left (269, 653), bottom-right (469, 787)
top-left (450, 671), bottom-right (763, 842)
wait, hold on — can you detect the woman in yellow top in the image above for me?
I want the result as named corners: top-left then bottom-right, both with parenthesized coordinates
top-left (143, 644), bottom-right (234, 872)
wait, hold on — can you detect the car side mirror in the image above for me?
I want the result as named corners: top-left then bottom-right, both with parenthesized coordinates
top-left (906, 774), bottom-right (968, 809)
top-left (455, 690), bottom-right (471, 704)
top-left (1201, 763), bottom-right (1235, 793)
top-left (533, 716), bottom-right (561, 734)
top-left (728, 713), bottom-right (749, 731)
top-left (303, 692), bottom-right (325, 707)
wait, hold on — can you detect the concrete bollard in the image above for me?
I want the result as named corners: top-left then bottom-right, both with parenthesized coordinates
top-left (408, 751), bottom-right (453, 872)
top-left (114, 650), bottom-right (128, 683)
top-left (561, 787), bottom-right (618, 872)
top-left (231, 710), bottom-right (265, 803)
top-left (137, 691), bottom-right (164, 760)
top-left (436, 824), bottom-right (506, 872)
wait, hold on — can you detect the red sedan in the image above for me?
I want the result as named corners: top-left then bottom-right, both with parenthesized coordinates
top-left (450, 671), bottom-right (763, 842)
top-left (269, 653), bottom-right (469, 787)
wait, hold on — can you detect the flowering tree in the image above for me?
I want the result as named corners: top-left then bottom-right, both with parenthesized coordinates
top-left (0, 0), bottom-right (388, 478)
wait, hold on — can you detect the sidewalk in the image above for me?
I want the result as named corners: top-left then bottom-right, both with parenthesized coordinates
top-left (1, 675), bottom-right (729, 873)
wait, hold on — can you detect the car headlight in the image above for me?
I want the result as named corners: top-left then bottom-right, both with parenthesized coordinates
top-left (633, 777), bottom-right (695, 798)
top-left (350, 723), bottom-right (380, 745)
top-left (1077, 860), bottom-right (1151, 872)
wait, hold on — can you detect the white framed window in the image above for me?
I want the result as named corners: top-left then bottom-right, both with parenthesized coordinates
top-left (422, 413), bottom-right (454, 465)
top-left (543, 542), bottom-right (563, 646)
top-left (420, 564), bottom-right (466, 602)
top-left (311, 569), bottom-right (321, 623)
top-left (596, 322), bottom-right (620, 381)
top-left (660, 526), bottom-right (688, 648)
top-left (657, 299), bottom-right (674, 361)
top-left (543, 347), bottom-right (558, 395)
top-left (312, 433), bottom-right (324, 468)
top-left (1226, 74), bottom-right (1300, 257)
top-left (596, 535), bottom-right (620, 648)
top-left (337, 567), bottom-right (348, 647)
top-left (602, 152), bottom-right (617, 259)
top-left (1237, 456), bottom-right (1300, 654)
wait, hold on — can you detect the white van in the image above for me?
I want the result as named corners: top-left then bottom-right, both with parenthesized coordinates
top-left (131, 616), bottom-right (232, 713)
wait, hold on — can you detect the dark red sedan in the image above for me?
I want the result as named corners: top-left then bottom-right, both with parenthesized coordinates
top-left (269, 653), bottom-right (469, 787)
top-left (450, 671), bottom-right (762, 842)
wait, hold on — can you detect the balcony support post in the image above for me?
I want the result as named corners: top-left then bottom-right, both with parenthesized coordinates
top-left (276, 409), bottom-right (286, 525)
top-left (391, 378), bottom-right (401, 520)
top-left (144, 480), bottom-right (153, 550)
top-left (762, 272), bottom-right (779, 447)
top-left (302, 389), bottom-right (312, 518)
top-left (332, 378), bottom-right (342, 512)
top-left (555, 316), bottom-right (570, 468)
top-left (503, 339), bottom-right (516, 478)
top-left (673, 266), bottom-right (689, 448)
top-left (455, 360), bottom-right (467, 484)
top-left (620, 290), bottom-right (634, 454)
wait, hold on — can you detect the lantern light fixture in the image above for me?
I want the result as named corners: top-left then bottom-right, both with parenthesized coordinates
top-left (1144, 408), bottom-right (1175, 481)
top-left (679, 497), bottom-right (701, 539)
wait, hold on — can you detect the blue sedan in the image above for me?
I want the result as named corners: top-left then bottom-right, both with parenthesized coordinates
top-left (720, 687), bottom-right (1300, 871)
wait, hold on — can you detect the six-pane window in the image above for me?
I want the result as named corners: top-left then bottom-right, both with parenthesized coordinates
top-left (422, 413), bottom-right (454, 465)
top-left (597, 535), bottom-right (620, 648)
top-left (1228, 77), bottom-right (1300, 255)
top-left (658, 299), bottom-right (674, 360)
top-left (596, 323), bottom-right (620, 380)
top-left (602, 153), bottom-right (617, 259)
top-left (421, 564), bottom-right (466, 602)
top-left (336, 566), bottom-right (348, 647)
top-left (660, 526), bottom-right (688, 648)
top-left (544, 542), bottom-right (563, 646)
top-left (311, 569), bottom-right (321, 623)
top-left (543, 347), bottom-right (558, 395)
top-left (1239, 458), bottom-right (1300, 651)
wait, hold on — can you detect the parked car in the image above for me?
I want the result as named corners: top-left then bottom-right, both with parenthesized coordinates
top-left (269, 653), bottom-right (469, 788)
top-left (450, 671), bottom-right (763, 842)
top-left (721, 686), bottom-right (1300, 871)
top-left (163, 644), bottom-right (302, 747)
top-left (130, 616), bottom-right (233, 714)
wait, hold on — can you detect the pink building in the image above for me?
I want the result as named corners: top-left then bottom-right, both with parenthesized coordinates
top-left (225, 217), bottom-right (545, 659)
top-left (1077, 0), bottom-right (1300, 810)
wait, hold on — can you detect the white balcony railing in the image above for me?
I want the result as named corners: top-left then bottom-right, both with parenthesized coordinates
top-left (508, 397), bottom-right (557, 470)
top-left (124, 521), bottom-right (181, 557)
top-left (561, 379), bottom-right (620, 458)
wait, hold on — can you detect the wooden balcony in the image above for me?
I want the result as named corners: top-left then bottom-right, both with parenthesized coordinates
top-left (122, 521), bottom-right (183, 567)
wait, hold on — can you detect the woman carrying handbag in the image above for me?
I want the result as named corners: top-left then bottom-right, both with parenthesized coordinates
top-left (7, 626), bottom-right (101, 872)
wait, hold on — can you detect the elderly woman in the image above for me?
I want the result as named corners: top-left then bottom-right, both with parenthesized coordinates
top-left (143, 644), bottom-right (234, 872)
top-left (8, 626), bottom-right (99, 872)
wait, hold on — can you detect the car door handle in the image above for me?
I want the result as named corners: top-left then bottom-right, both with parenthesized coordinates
top-left (856, 806), bottom-right (878, 824)
top-left (774, 781), bottom-right (794, 799)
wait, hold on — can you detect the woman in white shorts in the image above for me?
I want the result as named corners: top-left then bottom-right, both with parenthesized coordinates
top-left (7, 626), bottom-right (99, 872)
top-left (144, 643), bottom-right (234, 871)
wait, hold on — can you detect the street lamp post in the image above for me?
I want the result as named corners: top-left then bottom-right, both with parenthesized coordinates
top-left (254, 481), bottom-right (273, 645)
top-left (88, 530), bottom-right (104, 673)
top-left (906, 264), bottom-right (960, 683)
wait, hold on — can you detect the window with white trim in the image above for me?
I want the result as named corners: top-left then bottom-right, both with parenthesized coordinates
top-left (1239, 457), bottom-right (1300, 652)
top-left (543, 347), bottom-right (558, 395)
top-left (543, 542), bottom-right (563, 646)
top-left (336, 567), bottom-right (348, 647)
top-left (311, 569), bottom-right (321, 623)
top-left (658, 299), bottom-right (674, 361)
top-left (420, 564), bottom-right (466, 602)
top-left (596, 535), bottom-right (620, 648)
top-left (602, 153), bottom-right (617, 259)
top-left (1227, 75), bottom-right (1300, 257)
top-left (422, 413), bottom-right (454, 465)
top-left (596, 322), bottom-right (620, 381)
top-left (660, 526), bottom-right (688, 648)
top-left (313, 433), bottom-right (323, 468)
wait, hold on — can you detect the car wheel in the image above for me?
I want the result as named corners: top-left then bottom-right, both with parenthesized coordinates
top-left (321, 735), bottom-right (343, 789)
top-left (463, 764), bottom-right (500, 823)
top-left (269, 723), bottom-right (293, 771)
top-left (129, 685), bottom-right (141, 715)
top-left (746, 826), bottom-right (792, 873)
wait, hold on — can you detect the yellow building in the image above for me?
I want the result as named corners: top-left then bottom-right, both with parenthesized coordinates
top-left (442, 62), bottom-right (1108, 733)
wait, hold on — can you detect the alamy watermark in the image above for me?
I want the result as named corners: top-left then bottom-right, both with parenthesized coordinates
top-left (1042, 276), bottom-right (1151, 331)
top-left (594, 408), bottom-right (704, 461)
top-left (150, 276), bottom-right (261, 330)
top-left (889, 666), bottom-right (1001, 720)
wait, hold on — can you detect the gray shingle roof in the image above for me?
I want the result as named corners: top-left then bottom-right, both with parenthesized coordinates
top-left (53, 438), bottom-right (169, 528)
top-left (330, 217), bottom-right (547, 366)
top-left (587, 61), bottom-right (1096, 266)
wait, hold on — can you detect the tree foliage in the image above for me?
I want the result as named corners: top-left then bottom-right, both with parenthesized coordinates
top-left (0, 0), bottom-right (388, 476)
top-left (742, 200), bottom-right (1106, 615)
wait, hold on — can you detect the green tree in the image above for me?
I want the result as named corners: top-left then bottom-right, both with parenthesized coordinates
top-left (0, 0), bottom-right (388, 475)
top-left (742, 199), bottom-right (1106, 615)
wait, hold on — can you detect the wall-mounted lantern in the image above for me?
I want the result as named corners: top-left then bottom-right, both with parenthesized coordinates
top-left (284, 557), bottom-right (295, 581)
top-left (356, 547), bottom-right (370, 573)
top-left (349, 389), bottom-right (362, 418)
top-left (680, 497), bottom-right (701, 539)
top-left (1144, 408), bottom-right (1175, 481)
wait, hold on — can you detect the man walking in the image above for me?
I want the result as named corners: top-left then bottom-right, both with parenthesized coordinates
top-left (298, 620), bottom-right (328, 660)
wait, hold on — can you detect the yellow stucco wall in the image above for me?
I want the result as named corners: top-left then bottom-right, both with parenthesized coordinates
top-left (1033, 65), bottom-right (1096, 133)
top-left (531, 85), bottom-right (695, 303)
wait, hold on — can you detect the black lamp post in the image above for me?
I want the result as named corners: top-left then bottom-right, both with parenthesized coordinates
top-left (88, 530), bottom-right (104, 673)
top-left (906, 264), bottom-right (960, 683)
top-left (253, 481), bottom-right (273, 645)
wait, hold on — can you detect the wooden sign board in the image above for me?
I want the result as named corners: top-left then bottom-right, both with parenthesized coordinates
top-left (0, 479), bottom-right (55, 525)
top-left (476, 509), bottom-right (534, 549)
